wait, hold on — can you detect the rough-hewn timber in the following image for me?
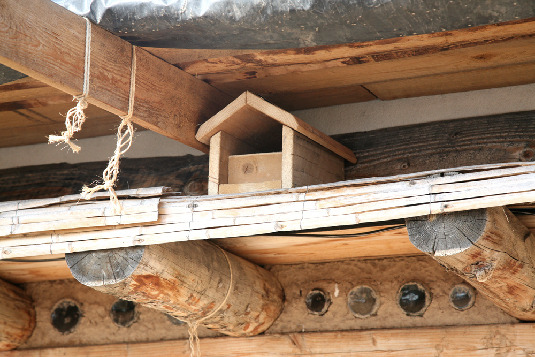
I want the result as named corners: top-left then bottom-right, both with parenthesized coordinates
top-left (65, 241), bottom-right (284, 337)
top-left (0, 0), bottom-right (231, 152)
top-left (407, 207), bottom-right (535, 320)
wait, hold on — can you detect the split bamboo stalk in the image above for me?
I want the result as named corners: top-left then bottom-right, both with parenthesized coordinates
top-left (0, 163), bottom-right (534, 259)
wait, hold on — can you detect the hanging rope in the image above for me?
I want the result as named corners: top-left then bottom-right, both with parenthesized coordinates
top-left (81, 47), bottom-right (137, 213)
top-left (183, 244), bottom-right (234, 357)
top-left (48, 17), bottom-right (92, 153)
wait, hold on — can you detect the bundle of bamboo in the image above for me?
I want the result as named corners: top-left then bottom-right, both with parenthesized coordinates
top-left (0, 163), bottom-right (534, 259)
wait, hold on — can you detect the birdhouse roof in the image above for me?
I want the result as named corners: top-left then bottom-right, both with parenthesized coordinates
top-left (196, 92), bottom-right (357, 163)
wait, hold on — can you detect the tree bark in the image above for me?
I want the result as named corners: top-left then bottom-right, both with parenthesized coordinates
top-left (407, 207), bottom-right (535, 320)
top-left (66, 241), bottom-right (284, 336)
top-left (0, 278), bottom-right (35, 350)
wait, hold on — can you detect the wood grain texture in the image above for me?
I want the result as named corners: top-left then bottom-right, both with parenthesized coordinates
top-left (66, 241), bottom-right (284, 337)
top-left (4, 324), bottom-right (535, 356)
top-left (0, 0), bottom-right (231, 152)
top-left (180, 19), bottom-right (535, 109)
top-left (0, 255), bottom-right (71, 284)
top-left (335, 110), bottom-right (535, 179)
top-left (0, 279), bottom-right (34, 351)
top-left (407, 207), bottom-right (535, 320)
top-left (282, 126), bottom-right (344, 188)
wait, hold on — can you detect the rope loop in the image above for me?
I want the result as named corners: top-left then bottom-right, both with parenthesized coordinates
top-left (48, 17), bottom-right (91, 152)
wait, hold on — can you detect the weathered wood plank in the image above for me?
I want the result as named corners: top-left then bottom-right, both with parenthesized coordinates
top-left (178, 19), bottom-right (535, 108)
top-left (0, 0), bottom-right (231, 151)
top-left (4, 324), bottom-right (535, 356)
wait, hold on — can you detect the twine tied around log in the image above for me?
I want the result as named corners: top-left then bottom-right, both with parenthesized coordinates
top-left (183, 245), bottom-right (234, 357)
top-left (48, 17), bottom-right (92, 153)
top-left (81, 46), bottom-right (137, 213)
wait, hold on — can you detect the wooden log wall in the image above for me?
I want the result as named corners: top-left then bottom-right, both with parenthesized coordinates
top-left (407, 207), bottom-right (535, 320)
top-left (0, 110), bottom-right (533, 201)
top-left (65, 241), bottom-right (284, 337)
top-left (0, 279), bottom-right (35, 351)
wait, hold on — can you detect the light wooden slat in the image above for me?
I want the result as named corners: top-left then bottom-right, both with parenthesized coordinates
top-left (1, 163), bottom-right (535, 258)
top-left (0, 0), bottom-right (231, 152)
top-left (3, 324), bottom-right (535, 356)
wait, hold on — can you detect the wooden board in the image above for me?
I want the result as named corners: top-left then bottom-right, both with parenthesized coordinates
top-left (180, 19), bottom-right (535, 112)
top-left (282, 126), bottom-right (344, 187)
top-left (196, 92), bottom-right (357, 163)
top-left (0, 0), bottom-right (231, 152)
top-left (228, 152), bottom-right (282, 184)
top-left (4, 324), bottom-right (535, 356)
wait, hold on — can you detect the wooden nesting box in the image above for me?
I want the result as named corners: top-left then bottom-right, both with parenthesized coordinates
top-left (196, 92), bottom-right (357, 195)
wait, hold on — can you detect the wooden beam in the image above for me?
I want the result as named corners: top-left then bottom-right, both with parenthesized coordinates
top-left (0, 278), bottom-right (34, 351)
top-left (3, 324), bottom-right (535, 356)
top-left (65, 241), bottom-right (284, 337)
top-left (407, 207), bottom-right (535, 320)
top-left (0, 0), bottom-right (231, 152)
top-left (178, 19), bottom-right (535, 109)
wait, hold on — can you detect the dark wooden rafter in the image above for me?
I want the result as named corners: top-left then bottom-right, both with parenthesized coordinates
top-left (0, 278), bottom-right (35, 351)
top-left (66, 241), bottom-right (284, 337)
top-left (407, 207), bottom-right (535, 320)
top-left (0, 0), bottom-right (232, 152)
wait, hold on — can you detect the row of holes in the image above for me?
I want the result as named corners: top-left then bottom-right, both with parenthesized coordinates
top-left (306, 283), bottom-right (475, 317)
top-left (51, 299), bottom-right (184, 334)
top-left (51, 283), bottom-right (475, 334)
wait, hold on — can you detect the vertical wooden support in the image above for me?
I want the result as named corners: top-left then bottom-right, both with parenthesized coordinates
top-left (66, 241), bottom-right (284, 337)
top-left (208, 131), bottom-right (255, 195)
top-left (0, 278), bottom-right (35, 350)
top-left (406, 207), bottom-right (535, 320)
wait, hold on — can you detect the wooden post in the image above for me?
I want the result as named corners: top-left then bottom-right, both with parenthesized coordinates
top-left (0, 278), bottom-right (35, 350)
top-left (406, 207), bottom-right (535, 320)
top-left (66, 241), bottom-right (284, 337)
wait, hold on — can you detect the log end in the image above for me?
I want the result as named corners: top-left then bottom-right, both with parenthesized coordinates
top-left (66, 246), bottom-right (144, 287)
top-left (406, 209), bottom-right (487, 256)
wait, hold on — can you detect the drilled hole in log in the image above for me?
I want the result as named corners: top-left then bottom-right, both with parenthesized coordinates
top-left (347, 285), bottom-right (379, 318)
top-left (110, 300), bottom-right (137, 327)
top-left (305, 289), bottom-right (331, 315)
top-left (398, 282), bottom-right (430, 316)
top-left (449, 284), bottom-right (476, 311)
top-left (51, 299), bottom-right (81, 334)
top-left (166, 314), bottom-right (186, 326)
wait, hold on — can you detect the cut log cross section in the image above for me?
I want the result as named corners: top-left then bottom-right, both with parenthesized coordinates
top-left (66, 241), bottom-right (284, 337)
top-left (407, 207), bottom-right (535, 320)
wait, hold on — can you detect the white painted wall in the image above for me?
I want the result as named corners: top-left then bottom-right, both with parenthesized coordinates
top-left (1, 83), bottom-right (535, 170)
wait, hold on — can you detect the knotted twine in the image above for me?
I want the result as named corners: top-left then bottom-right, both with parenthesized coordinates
top-left (48, 17), bottom-right (92, 153)
top-left (81, 46), bottom-right (137, 213)
top-left (183, 245), bottom-right (234, 357)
